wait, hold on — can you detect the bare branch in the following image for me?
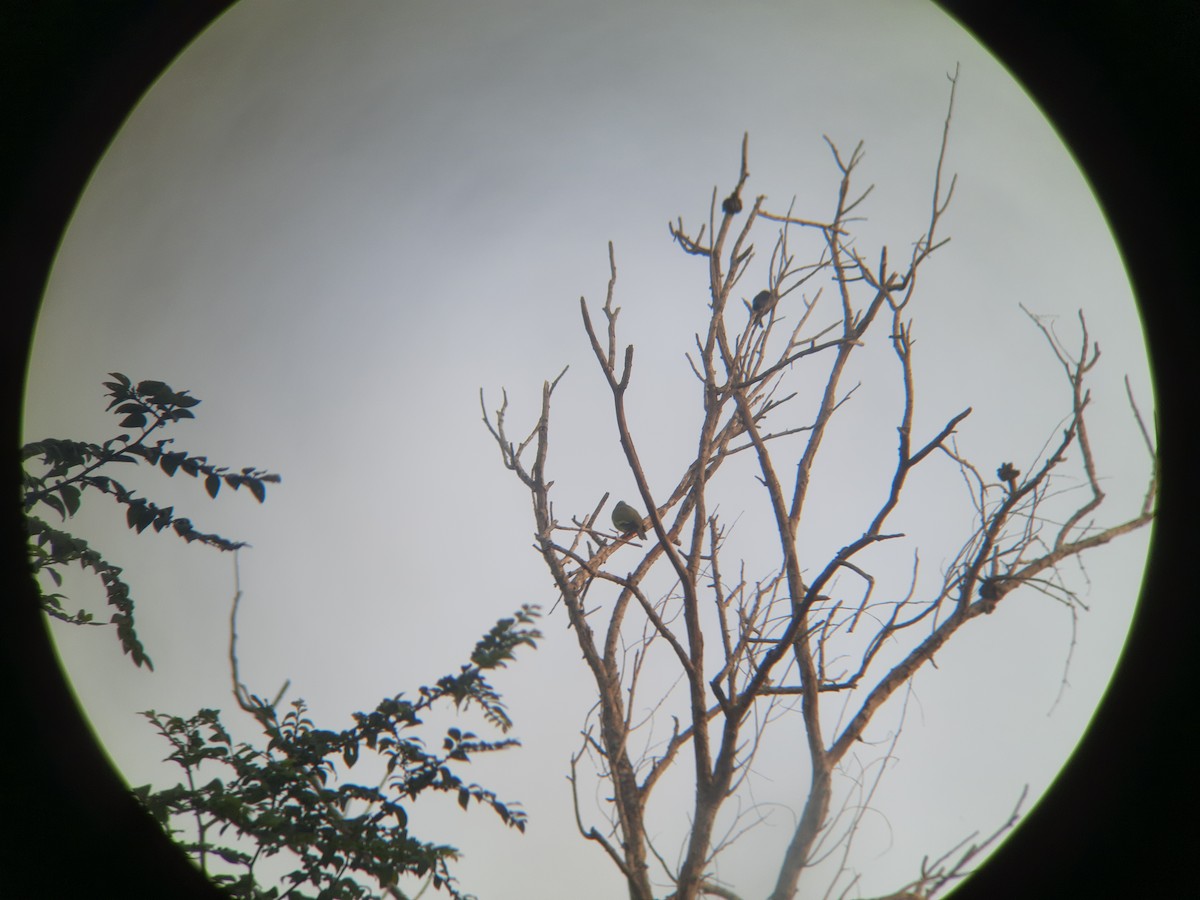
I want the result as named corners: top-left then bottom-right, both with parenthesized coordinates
top-left (483, 65), bottom-right (1152, 900)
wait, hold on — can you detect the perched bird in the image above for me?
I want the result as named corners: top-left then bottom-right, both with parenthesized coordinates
top-left (611, 500), bottom-right (646, 540)
top-left (750, 288), bottom-right (777, 325)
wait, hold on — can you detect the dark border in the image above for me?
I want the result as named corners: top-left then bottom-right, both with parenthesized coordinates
top-left (1, 4), bottom-right (237, 896)
top-left (1, 2), bottom-right (1194, 897)
top-left (931, 2), bottom-right (1198, 895)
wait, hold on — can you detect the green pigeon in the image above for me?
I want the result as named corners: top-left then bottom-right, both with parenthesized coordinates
top-left (611, 500), bottom-right (646, 540)
top-left (751, 289), bottom-right (777, 325)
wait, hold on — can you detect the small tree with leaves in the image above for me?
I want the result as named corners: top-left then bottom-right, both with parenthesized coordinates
top-left (23, 374), bottom-right (541, 899)
top-left (22, 372), bottom-right (280, 669)
top-left (482, 70), bottom-right (1156, 900)
top-left (136, 590), bottom-right (541, 900)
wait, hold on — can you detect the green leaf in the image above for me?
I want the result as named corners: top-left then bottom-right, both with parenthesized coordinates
top-left (119, 413), bottom-right (147, 429)
top-left (59, 484), bottom-right (82, 517)
top-left (126, 501), bottom-right (154, 534)
top-left (205, 474), bottom-right (220, 499)
top-left (41, 494), bottom-right (66, 520)
top-left (247, 479), bottom-right (266, 503)
top-left (169, 409), bottom-right (195, 421)
top-left (153, 507), bottom-right (174, 532)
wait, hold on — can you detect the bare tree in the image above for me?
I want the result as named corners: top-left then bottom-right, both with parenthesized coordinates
top-left (481, 69), bottom-right (1156, 900)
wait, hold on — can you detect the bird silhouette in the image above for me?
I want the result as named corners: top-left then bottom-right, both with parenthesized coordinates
top-left (751, 289), bottom-right (777, 325)
top-left (611, 500), bottom-right (646, 540)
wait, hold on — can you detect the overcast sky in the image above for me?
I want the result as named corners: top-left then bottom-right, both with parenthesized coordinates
top-left (23, 2), bottom-right (1155, 898)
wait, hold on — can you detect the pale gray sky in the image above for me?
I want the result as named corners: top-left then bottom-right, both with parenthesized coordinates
top-left (24, 2), bottom-right (1154, 898)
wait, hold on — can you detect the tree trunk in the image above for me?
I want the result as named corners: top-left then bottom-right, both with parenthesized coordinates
top-left (769, 766), bottom-right (832, 900)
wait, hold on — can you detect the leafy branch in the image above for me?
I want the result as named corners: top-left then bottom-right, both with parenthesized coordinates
top-left (136, 601), bottom-right (542, 900)
top-left (22, 373), bottom-right (281, 668)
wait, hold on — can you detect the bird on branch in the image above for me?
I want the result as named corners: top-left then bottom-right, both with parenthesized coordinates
top-left (611, 500), bottom-right (646, 540)
top-left (750, 288), bottom-right (778, 326)
top-left (997, 461), bottom-right (1020, 492)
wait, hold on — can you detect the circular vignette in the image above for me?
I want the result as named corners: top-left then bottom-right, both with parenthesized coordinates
top-left (1, 3), bottom-right (1195, 898)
